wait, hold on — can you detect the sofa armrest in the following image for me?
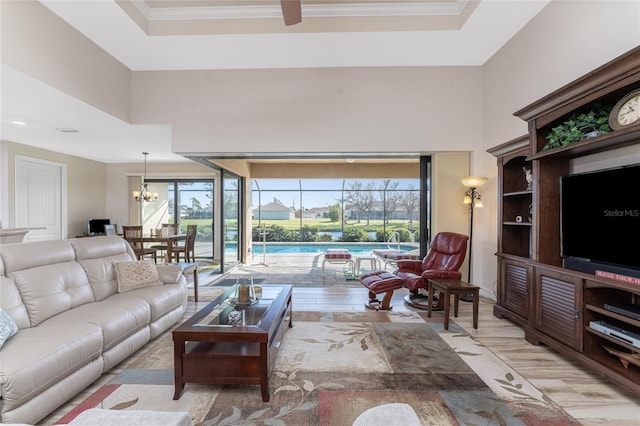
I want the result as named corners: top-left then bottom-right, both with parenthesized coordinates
top-left (156, 264), bottom-right (184, 284)
top-left (396, 260), bottom-right (422, 272)
top-left (421, 270), bottom-right (462, 280)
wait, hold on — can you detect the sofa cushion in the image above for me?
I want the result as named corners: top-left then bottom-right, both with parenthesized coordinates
top-left (8, 261), bottom-right (95, 327)
top-left (0, 323), bottom-right (103, 411)
top-left (0, 274), bottom-right (30, 330)
top-left (70, 236), bottom-right (136, 301)
top-left (0, 309), bottom-right (19, 348)
top-left (0, 240), bottom-right (75, 273)
top-left (107, 283), bottom-right (186, 322)
top-left (69, 235), bottom-right (135, 261)
top-left (41, 299), bottom-right (151, 351)
top-left (114, 260), bottom-right (162, 293)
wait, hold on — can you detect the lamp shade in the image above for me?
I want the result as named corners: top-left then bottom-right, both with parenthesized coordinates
top-left (461, 176), bottom-right (488, 189)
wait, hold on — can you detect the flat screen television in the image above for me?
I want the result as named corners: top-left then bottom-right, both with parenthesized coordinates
top-left (561, 163), bottom-right (640, 275)
top-left (87, 218), bottom-right (110, 235)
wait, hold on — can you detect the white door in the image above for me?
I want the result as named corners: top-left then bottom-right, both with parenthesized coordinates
top-left (15, 155), bottom-right (66, 241)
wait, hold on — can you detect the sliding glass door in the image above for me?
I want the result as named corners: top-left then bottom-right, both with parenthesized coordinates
top-left (144, 179), bottom-right (219, 274)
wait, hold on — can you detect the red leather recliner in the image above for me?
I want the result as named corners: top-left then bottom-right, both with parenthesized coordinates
top-left (394, 231), bottom-right (468, 310)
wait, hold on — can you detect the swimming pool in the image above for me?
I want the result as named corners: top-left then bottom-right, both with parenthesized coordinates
top-left (251, 242), bottom-right (419, 255)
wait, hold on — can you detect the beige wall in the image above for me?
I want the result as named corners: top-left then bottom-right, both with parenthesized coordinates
top-left (1, 1), bottom-right (132, 122)
top-left (250, 162), bottom-right (420, 179)
top-left (431, 152), bottom-right (473, 279)
top-left (2, 141), bottom-right (106, 238)
top-left (131, 67), bottom-right (483, 155)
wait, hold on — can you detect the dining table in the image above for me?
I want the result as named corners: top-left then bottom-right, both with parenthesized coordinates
top-left (141, 234), bottom-right (186, 263)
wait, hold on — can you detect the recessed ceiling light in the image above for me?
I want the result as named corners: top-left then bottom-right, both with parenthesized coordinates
top-left (56, 127), bottom-right (79, 133)
top-left (346, 158), bottom-right (355, 163)
top-left (11, 120), bottom-right (26, 126)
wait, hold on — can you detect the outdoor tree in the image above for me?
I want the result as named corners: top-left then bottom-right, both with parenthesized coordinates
top-left (204, 182), bottom-right (214, 214)
top-left (401, 184), bottom-right (419, 229)
top-left (379, 180), bottom-right (400, 224)
top-left (190, 197), bottom-right (202, 212)
top-left (345, 181), bottom-right (377, 225)
top-left (180, 204), bottom-right (192, 219)
top-left (361, 182), bottom-right (377, 225)
top-left (328, 204), bottom-right (342, 222)
top-left (224, 182), bottom-right (238, 216)
top-left (344, 181), bottom-right (365, 222)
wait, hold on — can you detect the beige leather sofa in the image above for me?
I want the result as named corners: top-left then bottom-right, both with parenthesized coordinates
top-left (0, 236), bottom-right (188, 424)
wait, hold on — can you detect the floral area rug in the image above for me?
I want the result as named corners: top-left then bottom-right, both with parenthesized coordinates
top-left (55, 311), bottom-right (578, 425)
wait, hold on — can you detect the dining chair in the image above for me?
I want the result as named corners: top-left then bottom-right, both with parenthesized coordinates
top-left (122, 225), bottom-right (157, 261)
top-left (151, 223), bottom-right (179, 258)
top-left (173, 224), bottom-right (197, 263)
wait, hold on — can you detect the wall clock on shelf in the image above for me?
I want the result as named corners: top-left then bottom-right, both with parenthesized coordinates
top-left (609, 88), bottom-right (640, 130)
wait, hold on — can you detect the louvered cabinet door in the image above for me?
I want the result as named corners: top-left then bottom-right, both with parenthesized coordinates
top-left (500, 258), bottom-right (531, 320)
top-left (534, 266), bottom-right (583, 352)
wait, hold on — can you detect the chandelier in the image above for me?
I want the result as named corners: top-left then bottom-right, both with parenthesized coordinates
top-left (132, 152), bottom-right (158, 202)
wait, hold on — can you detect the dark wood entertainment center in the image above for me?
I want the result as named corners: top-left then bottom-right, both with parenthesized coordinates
top-left (488, 46), bottom-right (640, 394)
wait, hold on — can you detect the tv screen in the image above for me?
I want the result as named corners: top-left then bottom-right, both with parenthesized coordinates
top-left (88, 218), bottom-right (110, 235)
top-left (561, 164), bottom-right (640, 271)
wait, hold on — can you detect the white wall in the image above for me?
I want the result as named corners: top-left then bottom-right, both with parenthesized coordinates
top-left (1, 1), bottom-right (132, 122)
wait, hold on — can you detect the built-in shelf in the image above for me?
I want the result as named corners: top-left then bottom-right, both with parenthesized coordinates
top-left (528, 127), bottom-right (640, 160)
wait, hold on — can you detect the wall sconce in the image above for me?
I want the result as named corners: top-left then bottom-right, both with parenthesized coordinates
top-left (133, 152), bottom-right (158, 202)
top-left (461, 176), bottom-right (487, 284)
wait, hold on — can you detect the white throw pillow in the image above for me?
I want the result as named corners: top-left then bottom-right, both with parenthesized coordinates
top-left (114, 260), bottom-right (162, 293)
top-left (0, 309), bottom-right (19, 348)
top-left (157, 264), bottom-right (183, 284)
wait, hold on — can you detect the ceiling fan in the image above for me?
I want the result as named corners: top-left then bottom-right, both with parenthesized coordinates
top-left (280, 0), bottom-right (302, 26)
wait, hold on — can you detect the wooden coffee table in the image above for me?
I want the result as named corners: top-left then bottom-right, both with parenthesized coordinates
top-left (173, 284), bottom-right (292, 402)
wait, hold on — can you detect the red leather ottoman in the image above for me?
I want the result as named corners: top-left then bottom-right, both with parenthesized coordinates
top-left (359, 270), bottom-right (404, 311)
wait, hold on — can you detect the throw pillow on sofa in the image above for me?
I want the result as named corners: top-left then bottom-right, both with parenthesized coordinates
top-left (0, 309), bottom-right (18, 348)
top-left (114, 259), bottom-right (162, 293)
top-left (157, 264), bottom-right (184, 284)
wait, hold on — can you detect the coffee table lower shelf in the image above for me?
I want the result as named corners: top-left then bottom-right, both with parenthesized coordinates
top-left (177, 341), bottom-right (270, 401)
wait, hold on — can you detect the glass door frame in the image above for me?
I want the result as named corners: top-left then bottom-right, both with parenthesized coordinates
top-left (420, 156), bottom-right (432, 258)
top-left (220, 170), bottom-right (243, 272)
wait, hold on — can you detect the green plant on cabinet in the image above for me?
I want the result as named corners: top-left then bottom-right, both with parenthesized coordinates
top-left (543, 102), bottom-right (613, 151)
